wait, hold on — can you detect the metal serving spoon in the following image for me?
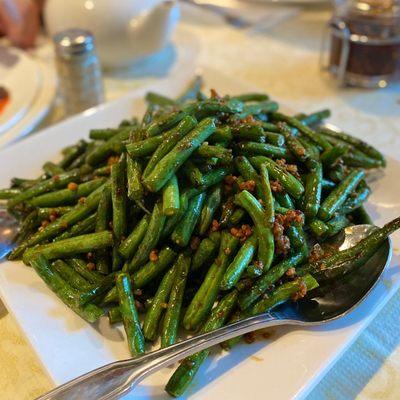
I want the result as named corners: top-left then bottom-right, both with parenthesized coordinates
top-left (0, 206), bottom-right (18, 260)
top-left (29, 224), bottom-right (392, 400)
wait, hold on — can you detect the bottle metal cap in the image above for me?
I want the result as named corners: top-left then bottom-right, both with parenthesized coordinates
top-left (53, 29), bottom-right (95, 57)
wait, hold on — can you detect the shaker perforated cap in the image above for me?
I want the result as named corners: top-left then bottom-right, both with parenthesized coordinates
top-left (53, 29), bottom-right (95, 57)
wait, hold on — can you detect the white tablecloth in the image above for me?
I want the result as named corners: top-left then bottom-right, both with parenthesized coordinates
top-left (1, 3), bottom-right (400, 399)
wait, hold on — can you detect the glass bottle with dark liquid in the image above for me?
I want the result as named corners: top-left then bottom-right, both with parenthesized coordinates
top-left (328, 0), bottom-right (400, 87)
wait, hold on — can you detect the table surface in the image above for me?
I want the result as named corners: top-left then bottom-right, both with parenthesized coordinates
top-left (1, 4), bottom-right (400, 400)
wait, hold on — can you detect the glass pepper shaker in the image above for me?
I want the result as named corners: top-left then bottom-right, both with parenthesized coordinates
top-left (53, 29), bottom-right (105, 116)
top-left (326, 0), bottom-right (400, 88)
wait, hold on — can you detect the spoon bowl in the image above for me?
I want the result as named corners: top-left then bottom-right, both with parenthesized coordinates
top-left (0, 206), bottom-right (18, 260)
top-left (35, 223), bottom-right (392, 400)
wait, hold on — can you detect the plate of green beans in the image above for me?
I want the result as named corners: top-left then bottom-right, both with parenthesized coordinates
top-left (1, 70), bottom-right (400, 400)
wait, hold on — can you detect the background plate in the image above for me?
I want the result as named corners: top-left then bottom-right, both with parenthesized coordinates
top-left (0, 67), bottom-right (399, 400)
top-left (0, 46), bottom-right (41, 134)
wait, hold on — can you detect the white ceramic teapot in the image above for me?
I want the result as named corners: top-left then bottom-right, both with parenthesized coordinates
top-left (44, 0), bottom-right (180, 68)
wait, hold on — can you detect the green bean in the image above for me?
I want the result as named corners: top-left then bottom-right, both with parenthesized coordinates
top-left (78, 273), bottom-right (116, 305)
top-left (95, 186), bottom-right (111, 274)
top-left (271, 112), bottom-right (332, 150)
top-left (298, 109), bottom-right (331, 126)
top-left (227, 208), bottom-right (246, 226)
top-left (0, 188), bottom-right (21, 200)
top-left (15, 210), bottom-right (39, 243)
top-left (233, 93), bottom-right (269, 102)
top-left (250, 274), bottom-right (319, 315)
top-left (275, 192), bottom-right (295, 210)
top-left (325, 215), bottom-right (350, 237)
top-left (145, 91), bottom-right (176, 107)
top-left (234, 190), bottom-right (274, 272)
top-left (143, 118), bottom-right (216, 192)
top-left (8, 165), bottom-right (92, 209)
top-left (298, 136), bottom-right (320, 161)
top-left (28, 178), bottom-right (105, 207)
top-left (341, 185), bottom-right (371, 215)
top-left (68, 143), bottom-right (97, 170)
top-left (318, 126), bottom-right (385, 166)
top-left (259, 163), bottom-right (274, 224)
top-left (126, 135), bottom-right (163, 158)
top-left (191, 232), bottom-right (221, 271)
top-left (260, 122), bottom-right (279, 133)
top-left (119, 215), bottom-right (150, 260)
top-left (93, 165), bottom-right (111, 176)
top-left (161, 254), bottom-right (190, 348)
top-left (126, 155), bottom-right (144, 202)
top-left (127, 202), bottom-right (166, 272)
top-left (317, 130), bottom-right (383, 169)
top-left (23, 231), bottom-right (113, 264)
top-left (184, 98), bottom-right (244, 120)
top-left (146, 111), bottom-right (187, 138)
top-left (343, 152), bottom-right (383, 169)
top-left (52, 259), bottom-right (92, 291)
top-left (238, 247), bottom-right (307, 310)
top-left (30, 255), bottom-right (103, 323)
top-left (299, 217), bottom-right (400, 278)
top-left (320, 145), bottom-right (348, 166)
top-left (238, 101), bottom-right (279, 118)
top-left (233, 124), bottom-right (265, 142)
top-left (197, 143), bottom-right (233, 164)
top-left (309, 219), bottom-right (329, 237)
top-left (234, 155), bottom-right (263, 201)
top-left (265, 132), bottom-right (285, 147)
top-left (318, 169), bottom-right (365, 221)
top-left (104, 246), bottom-right (176, 304)
top-left (9, 184), bottom-right (107, 260)
top-left (43, 162), bottom-right (65, 177)
top-left (237, 141), bottom-right (289, 159)
top-left (108, 307), bottom-right (122, 324)
top-left (276, 122), bottom-right (311, 165)
top-left (89, 128), bottom-right (126, 141)
top-left (111, 154), bottom-right (127, 270)
top-left (286, 225), bottom-right (306, 248)
top-left (198, 186), bottom-right (222, 235)
top-left (165, 290), bottom-right (238, 397)
top-left (250, 156), bottom-right (305, 199)
top-left (221, 234), bottom-right (258, 290)
top-left (172, 192), bottom-right (206, 247)
top-left (55, 213), bottom-right (97, 241)
top-left (183, 231), bottom-right (239, 331)
top-left (86, 128), bottom-right (132, 166)
top-left (219, 198), bottom-right (235, 227)
top-left (133, 246), bottom-right (177, 289)
top-left (302, 162), bottom-right (322, 219)
top-left (199, 166), bottom-right (232, 189)
top-left (59, 140), bottom-right (88, 169)
top-left (143, 116), bottom-right (197, 178)
top-left (116, 273), bottom-right (145, 356)
top-left (184, 161), bottom-right (204, 187)
top-left (162, 175), bottom-right (180, 216)
top-left (10, 177), bottom-right (41, 189)
top-left (209, 126), bottom-right (233, 143)
top-left (161, 190), bottom-right (193, 239)
top-left (66, 258), bottom-right (103, 284)
top-left (143, 264), bottom-right (178, 341)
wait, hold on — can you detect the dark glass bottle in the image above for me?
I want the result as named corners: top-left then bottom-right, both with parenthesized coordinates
top-left (329, 0), bottom-right (400, 87)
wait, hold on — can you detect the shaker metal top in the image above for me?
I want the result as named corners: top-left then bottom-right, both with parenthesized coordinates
top-left (53, 29), bottom-right (95, 57)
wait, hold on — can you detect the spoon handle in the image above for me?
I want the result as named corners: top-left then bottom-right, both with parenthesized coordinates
top-left (37, 312), bottom-right (299, 400)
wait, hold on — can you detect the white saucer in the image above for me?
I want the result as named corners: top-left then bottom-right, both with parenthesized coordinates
top-left (0, 51), bottom-right (56, 149)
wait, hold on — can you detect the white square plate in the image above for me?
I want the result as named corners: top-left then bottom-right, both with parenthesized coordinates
top-left (0, 68), bottom-right (399, 400)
